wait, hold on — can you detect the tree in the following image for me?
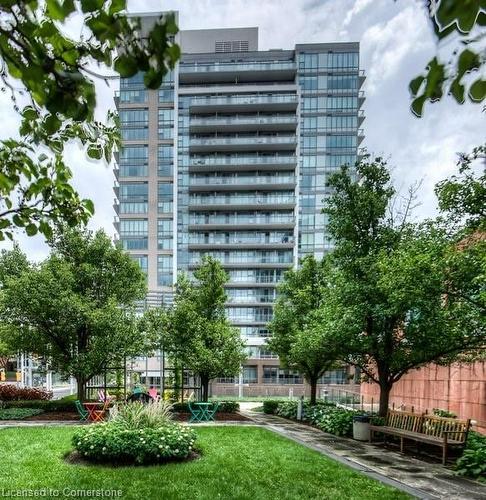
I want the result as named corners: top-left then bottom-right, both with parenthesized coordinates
top-left (0, 2), bottom-right (180, 239)
top-left (409, 1), bottom-right (486, 116)
top-left (435, 143), bottom-right (486, 231)
top-left (322, 156), bottom-right (485, 415)
top-left (0, 227), bottom-right (147, 400)
top-left (268, 256), bottom-right (340, 405)
top-left (166, 257), bottom-right (246, 401)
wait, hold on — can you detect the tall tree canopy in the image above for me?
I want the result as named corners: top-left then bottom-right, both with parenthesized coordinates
top-left (0, 1), bottom-right (180, 240)
top-left (268, 256), bottom-right (340, 405)
top-left (166, 257), bottom-right (246, 401)
top-left (410, 0), bottom-right (486, 116)
top-left (0, 227), bottom-right (147, 399)
top-left (322, 155), bottom-right (485, 415)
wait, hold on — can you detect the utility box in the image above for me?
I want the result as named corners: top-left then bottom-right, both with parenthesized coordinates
top-left (353, 415), bottom-right (370, 441)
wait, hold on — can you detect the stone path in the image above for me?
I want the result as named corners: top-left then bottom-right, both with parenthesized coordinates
top-left (241, 409), bottom-right (486, 500)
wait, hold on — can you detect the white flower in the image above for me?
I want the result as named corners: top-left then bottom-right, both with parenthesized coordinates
top-left (90, 445), bottom-right (94, 449)
top-left (158, 444), bottom-right (163, 448)
top-left (174, 449), bottom-right (179, 453)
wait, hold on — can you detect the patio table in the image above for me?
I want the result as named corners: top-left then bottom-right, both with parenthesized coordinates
top-left (83, 402), bottom-right (105, 422)
top-left (190, 402), bottom-right (215, 423)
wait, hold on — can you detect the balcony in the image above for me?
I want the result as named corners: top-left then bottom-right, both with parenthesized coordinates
top-left (189, 174), bottom-right (296, 192)
top-left (189, 154), bottom-right (297, 173)
top-left (179, 60), bottom-right (296, 85)
top-left (190, 94), bottom-right (298, 113)
top-left (190, 114), bottom-right (297, 133)
top-left (189, 134), bottom-right (297, 152)
top-left (189, 194), bottom-right (295, 211)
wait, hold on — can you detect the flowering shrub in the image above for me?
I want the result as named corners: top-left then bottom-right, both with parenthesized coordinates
top-left (273, 400), bottom-right (356, 437)
top-left (72, 423), bottom-right (197, 465)
top-left (0, 384), bottom-right (53, 401)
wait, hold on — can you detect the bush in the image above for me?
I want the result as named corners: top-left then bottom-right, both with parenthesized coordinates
top-left (263, 400), bottom-right (280, 414)
top-left (172, 401), bottom-right (239, 413)
top-left (456, 431), bottom-right (486, 479)
top-left (433, 408), bottom-right (457, 418)
top-left (0, 384), bottom-right (52, 401)
top-left (4, 399), bottom-right (76, 412)
top-left (72, 422), bottom-right (196, 465)
top-left (0, 408), bottom-right (44, 420)
top-left (314, 408), bottom-right (356, 437)
top-left (109, 401), bottom-right (173, 429)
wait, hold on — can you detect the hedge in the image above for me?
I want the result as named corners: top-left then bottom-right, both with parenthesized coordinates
top-left (263, 400), bottom-right (280, 414)
top-left (3, 399), bottom-right (77, 412)
top-left (172, 401), bottom-right (239, 413)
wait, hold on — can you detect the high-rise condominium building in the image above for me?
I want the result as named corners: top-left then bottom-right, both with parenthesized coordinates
top-left (115, 15), bottom-right (365, 395)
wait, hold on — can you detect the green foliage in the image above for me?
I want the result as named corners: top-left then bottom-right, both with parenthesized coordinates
top-left (72, 422), bottom-right (196, 465)
top-left (410, 1), bottom-right (486, 115)
top-left (314, 407), bottom-right (356, 437)
top-left (263, 400), bottom-right (280, 414)
top-left (268, 256), bottom-right (341, 404)
top-left (273, 400), bottom-right (355, 437)
top-left (109, 401), bottom-right (173, 429)
top-left (321, 154), bottom-right (485, 416)
top-left (3, 399), bottom-right (76, 412)
top-left (0, 408), bottom-right (44, 420)
top-left (0, 227), bottom-right (147, 399)
top-left (456, 432), bottom-right (486, 478)
top-left (0, 2), bottom-right (180, 238)
top-left (432, 408), bottom-right (457, 418)
top-left (435, 144), bottom-right (486, 232)
top-left (166, 257), bottom-right (246, 401)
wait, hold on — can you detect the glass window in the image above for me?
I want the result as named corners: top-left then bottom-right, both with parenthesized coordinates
top-left (158, 109), bottom-right (174, 140)
top-left (159, 88), bottom-right (174, 102)
top-left (158, 182), bottom-right (173, 213)
top-left (119, 89), bottom-right (147, 103)
top-left (120, 109), bottom-right (148, 141)
top-left (158, 219), bottom-right (173, 250)
top-left (119, 145), bottom-right (148, 177)
top-left (157, 255), bottom-right (173, 286)
top-left (158, 145), bottom-right (174, 177)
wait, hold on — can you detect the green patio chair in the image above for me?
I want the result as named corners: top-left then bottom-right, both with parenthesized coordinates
top-left (188, 401), bottom-right (203, 423)
top-left (208, 401), bottom-right (220, 421)
top-left (74, 400), bottom-right (89, 422)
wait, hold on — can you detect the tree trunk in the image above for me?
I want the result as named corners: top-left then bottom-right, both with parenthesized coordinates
top-left (309, 377), bottom-right (318, 405)
top-left (378, 381), bottom-right (392, 417)
top-left (200, 374), bottom-right (210, 402)
top-left (76, 376), bottom-right (86, 401)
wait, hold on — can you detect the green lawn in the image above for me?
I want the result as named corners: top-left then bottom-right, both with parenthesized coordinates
top-left (0, 426), bottom-right (410, 500)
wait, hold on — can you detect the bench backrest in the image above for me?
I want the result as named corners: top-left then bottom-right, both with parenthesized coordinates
top-left (422, 415), bottom-right (470, 442)
top-left (385, 410), bottom-right (423, 433)
top-left (385, 410), bottom-right (470, 442)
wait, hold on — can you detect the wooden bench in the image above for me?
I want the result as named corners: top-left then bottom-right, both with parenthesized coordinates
top-left (369, 410), bottom-right (471, 464)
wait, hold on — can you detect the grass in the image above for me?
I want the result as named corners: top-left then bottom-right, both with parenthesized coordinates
top-left (0, 426), bottom-right (410, 500)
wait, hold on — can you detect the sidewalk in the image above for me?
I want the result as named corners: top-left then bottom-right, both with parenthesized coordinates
top-left (241, 408), bottom-right (486, 500)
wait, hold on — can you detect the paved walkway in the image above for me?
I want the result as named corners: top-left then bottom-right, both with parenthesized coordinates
top-left (241, 408), bottom-right (486, 500)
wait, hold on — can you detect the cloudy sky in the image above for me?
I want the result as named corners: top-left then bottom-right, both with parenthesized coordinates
top-left (1, 0), bottom-right (484, 260)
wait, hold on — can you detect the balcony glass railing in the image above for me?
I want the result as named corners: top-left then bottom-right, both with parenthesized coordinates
top-left (190, 252), bottom-right (293, 265)
top-left (189, 232), bottom-right (293, 245)
top-left (190, 175), bottom-right (295, 186)
top-left (180, 61), bottom-right (296, 73)
top-left (191, 94), bottom-right (298, 107)
top-left (190, 115), bottom-right (297, 127)
top-left (190, 155), bottom-right (296, 166)
top-left (190, 214), bottom-right (295, 225)
top-left (190, 135), bottom-right (296, 147)
top-left (190, 194), bottom-right (295, 206)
